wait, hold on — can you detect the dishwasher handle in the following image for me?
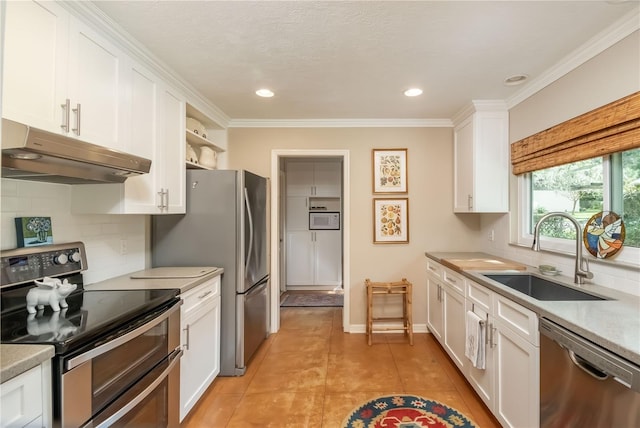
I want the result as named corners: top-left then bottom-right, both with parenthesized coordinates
top-left (569, 350), bottom-right (609, 381)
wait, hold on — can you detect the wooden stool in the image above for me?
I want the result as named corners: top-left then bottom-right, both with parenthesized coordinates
top-left (365, 278), bottom-right (413, 346)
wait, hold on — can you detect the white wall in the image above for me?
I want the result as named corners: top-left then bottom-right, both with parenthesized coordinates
top-left (481, 31), bottom-right (640, 296)
top-left (1, 179), bottom-right (148, 284)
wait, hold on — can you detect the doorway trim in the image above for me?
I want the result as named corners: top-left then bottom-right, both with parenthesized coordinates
top-left (270, 149), bottom-right (350, 333)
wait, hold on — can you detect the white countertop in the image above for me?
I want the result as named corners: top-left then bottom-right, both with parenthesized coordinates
top-left (1, 344), bottom-right (54, 383)
top-left (1, 267), bottom-right (224, 381)
top-left (426, 251), bottom-right (640, 366)
top-left (85, 266), bottom-right (224, 293)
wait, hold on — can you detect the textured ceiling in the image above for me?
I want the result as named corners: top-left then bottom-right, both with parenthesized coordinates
top-left (92, 1), bottom-right (639, 121)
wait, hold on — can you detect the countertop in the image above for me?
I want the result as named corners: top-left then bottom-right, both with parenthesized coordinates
top-left (1, 267), bottom-right (223, 382)
top-left (426, 251), bottom-right (640, 366)
top-left (84, 266), bottom-right (224, 293)
top-left (1, 344), bottom-right (54, 383)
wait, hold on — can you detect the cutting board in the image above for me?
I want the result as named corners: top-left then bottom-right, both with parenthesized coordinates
top-left (441, 256), bottom-right (527, 271)
top-left (130, 267), bottom-right (219, 279)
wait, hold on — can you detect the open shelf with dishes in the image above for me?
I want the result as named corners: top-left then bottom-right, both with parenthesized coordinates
top-left (185, 103), bottom-right (226, 169)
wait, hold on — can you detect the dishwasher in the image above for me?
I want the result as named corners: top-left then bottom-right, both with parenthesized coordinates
top-left (540, 318), bottom-right (640, 427)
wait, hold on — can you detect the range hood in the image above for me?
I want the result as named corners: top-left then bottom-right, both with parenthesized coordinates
top-left (1, 119), bottom-right (152, 184)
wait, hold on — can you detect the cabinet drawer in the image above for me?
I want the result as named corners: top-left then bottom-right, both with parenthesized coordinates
top-left (467, 280), bottom-right (492, 313)
top-left (1, 365), bottom-right (43, 428)
top-left (182, 276), bottom-right (220, 313)
top-left (426, 259), bottom-right (443, 279)
top-left (443, 268), bottom-right (465, 295)
top-left (494, 294), bottom-right (538, 346)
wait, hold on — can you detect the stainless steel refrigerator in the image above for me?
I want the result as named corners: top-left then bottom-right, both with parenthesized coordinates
top-left (152, 169), bottom-right (269, 376)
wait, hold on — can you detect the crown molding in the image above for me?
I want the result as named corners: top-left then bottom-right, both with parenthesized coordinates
top-left (506, 6), bottom-right (640, 110)
top-left (63, 1), bottom-right (230, 128)
top-left (451, 100), bottom-right (509, 126)
top-left (58, 1), bottom-right (638, 129)
top-left (228, 118), bottom-right (453, 128)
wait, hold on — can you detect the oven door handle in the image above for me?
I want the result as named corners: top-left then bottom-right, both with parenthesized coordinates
top-left (82, 348), bottom-right (183, 428)
top-left (67, 300), bottom-right (182, 370)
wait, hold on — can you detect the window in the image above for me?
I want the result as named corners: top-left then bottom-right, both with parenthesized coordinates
top-left (521, 148), bottom-right (640, 265)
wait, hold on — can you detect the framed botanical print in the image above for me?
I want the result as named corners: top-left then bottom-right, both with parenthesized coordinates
top-left (373, 198), bottom-right (409, 243)
top-left (372, 148), bottom-right (408, 194)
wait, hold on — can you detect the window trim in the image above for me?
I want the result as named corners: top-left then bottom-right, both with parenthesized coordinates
top-left (515, 162), bottom-right (639, 268)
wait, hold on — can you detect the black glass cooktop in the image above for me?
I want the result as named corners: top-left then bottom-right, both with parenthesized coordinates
top-left (1, 287), bottom-right (179, 354)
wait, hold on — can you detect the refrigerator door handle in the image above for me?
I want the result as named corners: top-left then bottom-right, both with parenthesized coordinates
top-left (244, 187), bottom-right (254, 277)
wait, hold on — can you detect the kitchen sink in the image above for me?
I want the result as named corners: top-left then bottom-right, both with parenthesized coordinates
top-left (481, 274), bottom-right (608, 301)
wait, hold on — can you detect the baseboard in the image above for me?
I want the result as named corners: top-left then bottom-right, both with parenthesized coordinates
top-left (286, 285), bottom-right (342, 291)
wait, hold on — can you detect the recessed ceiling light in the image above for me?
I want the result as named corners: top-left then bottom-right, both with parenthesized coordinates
top-left (256, 89), bottom-right (274, 98)
top-left (504, 74), bottom-right (529, 86)
top-left (404, 88), bottom-right (423, 97)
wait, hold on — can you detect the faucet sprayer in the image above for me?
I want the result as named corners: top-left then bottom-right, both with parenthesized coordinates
top-left (532, 212), bottom-right (594, 285)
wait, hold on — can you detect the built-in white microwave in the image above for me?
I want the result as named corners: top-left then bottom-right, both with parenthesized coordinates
top-left (309, 212), bottom-right (340, 230)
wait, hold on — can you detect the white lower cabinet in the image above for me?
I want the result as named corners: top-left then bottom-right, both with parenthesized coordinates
top-left (426, 261), bottom-right (467, 371)
top-left (493, 314), bottom-right (539, 428)
top-left (466, 280), bottom-right (539, 428)
top-left (286, 231), bottom-right (342, 286)
top-left (426, 271), bottom-right (444, 341)
top-left (427, 259), bottom-right (540, 428)
top-left (179, 276), bottom-right (221, 421)
top-left (0, 360), bottom-right (52, 428)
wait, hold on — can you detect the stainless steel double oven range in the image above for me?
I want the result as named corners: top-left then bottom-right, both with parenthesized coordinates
top-left (1, 242), bottom-right (182, 427)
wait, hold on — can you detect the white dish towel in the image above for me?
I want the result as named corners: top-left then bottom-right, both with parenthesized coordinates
top-left (465, 310), bottom-right (486, 369)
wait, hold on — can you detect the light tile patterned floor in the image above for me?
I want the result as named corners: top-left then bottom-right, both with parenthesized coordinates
top-left (181, 307), bottom-right (501, 427)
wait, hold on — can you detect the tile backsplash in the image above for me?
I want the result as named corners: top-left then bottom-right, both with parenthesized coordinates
top-left (1, 179), bottom-right (147, 284)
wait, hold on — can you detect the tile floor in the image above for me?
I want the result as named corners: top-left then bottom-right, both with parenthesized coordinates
top-left (181, 307), bottom-right (501, 427)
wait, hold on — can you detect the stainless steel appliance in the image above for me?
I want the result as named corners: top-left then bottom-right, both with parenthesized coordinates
top-left (0, 242), bottom-right (182, 427)
top-left (540, 318), bottom-right (640, 427)
top-left (1, 118), bottom-right (152, 184)
top-left (152, 169), bottom-right (269, 376)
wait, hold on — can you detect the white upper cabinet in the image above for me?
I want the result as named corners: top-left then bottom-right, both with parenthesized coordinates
top-left (313, 162), bottom-right (342, 197)
top-left (453, 101), bottom-right (509, 213)
top-left (71, 66), bottom-right (186, 214)
top-left (3, 0), bottom-right (127, 150)
top-left (159, 86), bottom-right (187, 213)
top-left (286, 161), bottom-right (341, 197)
top-left (2, 1), bottom-right (69, 133)
top-left (66, 17), bottom-right (126, 150)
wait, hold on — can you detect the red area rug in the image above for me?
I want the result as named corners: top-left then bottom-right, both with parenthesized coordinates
top-left (342, 395), bottom-right (477, 428)
top-left (280, 293), bottom-right (343, 307)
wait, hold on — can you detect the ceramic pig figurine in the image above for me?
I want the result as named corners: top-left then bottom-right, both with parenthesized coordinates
top-left (26, 277), bottom-right (77, 314)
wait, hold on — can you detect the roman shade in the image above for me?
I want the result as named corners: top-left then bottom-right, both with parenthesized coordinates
top-left (511, 91), bottom-right (640, 175)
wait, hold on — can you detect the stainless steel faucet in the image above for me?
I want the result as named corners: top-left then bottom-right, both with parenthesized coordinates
top-left (532, 212), bottom-right (594, 285)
